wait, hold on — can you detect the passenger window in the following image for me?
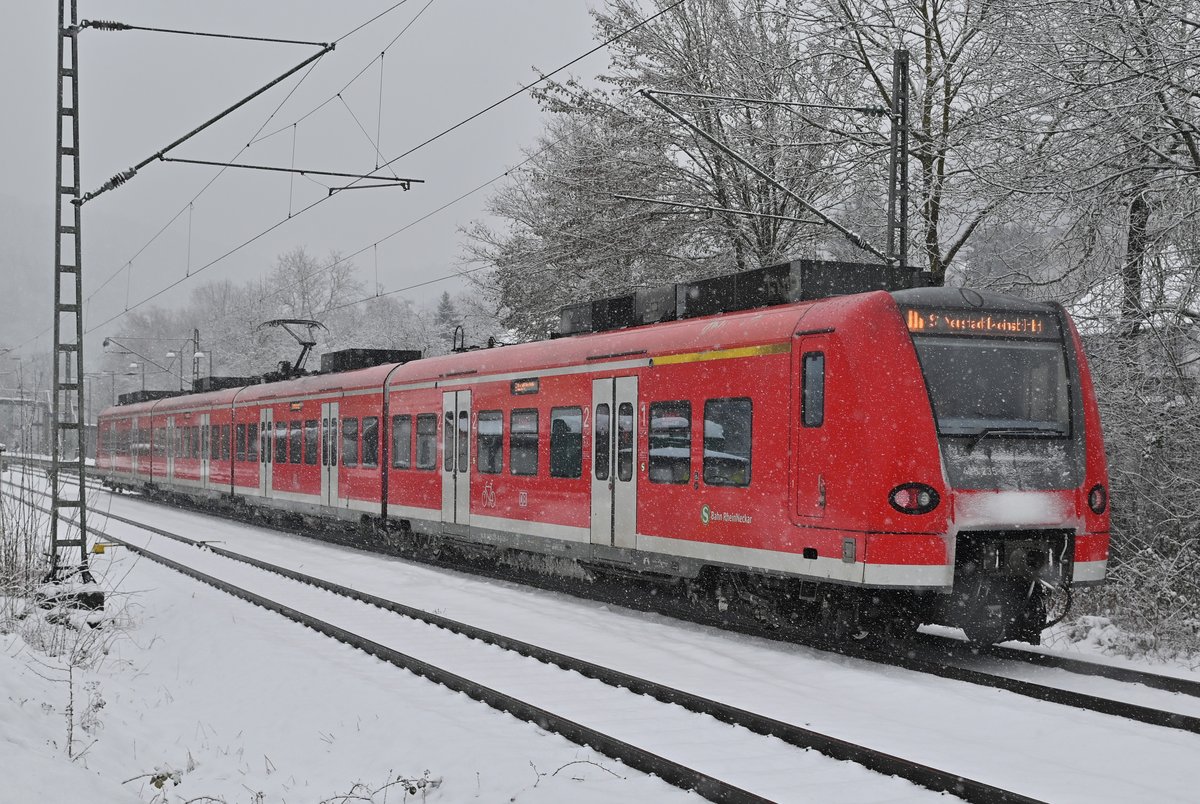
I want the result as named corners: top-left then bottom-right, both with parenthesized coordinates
top-left (274, 422), bottom-right (288, 463)
top-left (222, 424), bottom-right (231, 461)
top-left (617, 403), bottom-right (634, 482)
top-left (649, 401), bottom-right (691, 484)
top-left (392, 415), bottom-right (412, 469)
top-left (802, 353), bottom-right (825, 427)
top-left (361, 416), bottom-right (379, 468)
top-left (549, 407), bottom-right (582, 478)
top-left (443, 411), bottom-right (454, 471)
top-left (510, 408), bottom-right (539, 476)
top-left (248, 423), bottom-right (258, 462)
top-left (342, 417), bottom-right (359, 467)
top-left (594, 404), bottom-right (610, 481)
top-left (416, 413), bottom-right (437, 470)
top-left (478, 411), bottom-right (502, 474)
top-left (703, 398), bottom-right (752, 487)
top-left (457, 410), bottom-right (469, 473)
top-left (236, 424), bottom-right (247, 461)
top-left (304, 420), bottom-right (319, 465)
top-left (289, 420), bottom-right (302, 464)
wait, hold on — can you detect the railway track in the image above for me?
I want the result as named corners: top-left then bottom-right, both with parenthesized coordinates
top-left (11, 463), bottom-right (1199, 725)
top-left (9, 472), bottom-right (1200, 800)
top-left (9, 484), bottom-right (1038, 804)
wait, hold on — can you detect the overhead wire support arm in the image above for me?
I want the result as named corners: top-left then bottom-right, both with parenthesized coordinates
top-left (613, 194), bottom-right (825, 226)
top-left (80, 20), bottom-right (330, 48)
top-left (77, 38), bottom-right (335, 206)
top-left (640, 89), bottom-right (888, 262)
top-left (159, 157), bottom-right (422, 191)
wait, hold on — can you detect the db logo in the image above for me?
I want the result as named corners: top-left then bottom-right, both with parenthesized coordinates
top-left (700, 504), bottom-right (711, 525)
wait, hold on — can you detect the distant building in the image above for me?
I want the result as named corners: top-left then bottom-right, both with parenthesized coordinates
top-left (0, 389), bottom-right (50, 456)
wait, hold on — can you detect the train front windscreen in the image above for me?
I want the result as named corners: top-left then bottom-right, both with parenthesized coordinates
top-left (901, 306), bottom-right (1070, 438)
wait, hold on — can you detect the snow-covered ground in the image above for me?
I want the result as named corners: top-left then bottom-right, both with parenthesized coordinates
top-left (2, 549), bottom-right (702, 803)
top-left (4, 479), bottom-right (1200, 802)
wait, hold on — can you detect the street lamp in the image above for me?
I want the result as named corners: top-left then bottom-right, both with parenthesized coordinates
top-left (194, 351), bottom-right (213, 379)
top-left (165, 351), bottom-right (185, 391)
top-left (129, 361), bottom-right (145, 391)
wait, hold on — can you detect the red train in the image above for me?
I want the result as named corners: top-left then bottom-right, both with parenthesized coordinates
top-left (97, 270), bottom-right (1109, 644)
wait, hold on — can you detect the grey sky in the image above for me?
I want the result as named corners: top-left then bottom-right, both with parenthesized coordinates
top-left (1, 1), bottom-right (600, 360)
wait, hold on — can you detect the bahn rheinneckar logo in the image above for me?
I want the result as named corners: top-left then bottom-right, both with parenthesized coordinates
top-left (701, 505), bottom-right (752, 525)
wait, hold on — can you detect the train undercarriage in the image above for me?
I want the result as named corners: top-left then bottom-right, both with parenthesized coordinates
top-left (116, 479), bottom-right (1073, 645)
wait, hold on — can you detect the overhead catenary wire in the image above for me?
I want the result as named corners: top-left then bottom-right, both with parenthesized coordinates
top-left (70, 1), bottom-right (690, 343)
top-left (20, 3), bottom-right (428, 353)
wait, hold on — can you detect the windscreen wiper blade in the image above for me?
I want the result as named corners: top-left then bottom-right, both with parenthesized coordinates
top-left (968, 427), bottom-right (1064, 451)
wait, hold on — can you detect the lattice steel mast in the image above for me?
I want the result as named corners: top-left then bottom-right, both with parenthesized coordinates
top-left (48, 0), bottom-right (95, 588)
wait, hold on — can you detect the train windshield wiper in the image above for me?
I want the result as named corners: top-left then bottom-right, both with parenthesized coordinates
top-left (968, 427), bottom-right (1064, 451)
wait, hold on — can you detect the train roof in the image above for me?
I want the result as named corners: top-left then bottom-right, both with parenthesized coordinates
top-left (97, 284), bottom-right (1058, 420)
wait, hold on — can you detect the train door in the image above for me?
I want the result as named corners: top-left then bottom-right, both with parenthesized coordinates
top-left (795, 336), bottom-right (830, 519)
top-left (590, 376), bottom-right (638, 549)
top-left (440, 390), bottom-right (471, 530)
top-left (258, 407), bottom-right (273, 497)
top-left (199, 413), bottom-right (211, 490)
top-left (166, 416), bottom-right (175, 484)
top-left (320, 401), bottom-right (340, 507)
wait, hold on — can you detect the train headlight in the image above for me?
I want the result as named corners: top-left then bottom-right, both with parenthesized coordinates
top-left (889, 483), bottom-right (940, 515)
top-left (1087, 484), bottom-right (1108, 515)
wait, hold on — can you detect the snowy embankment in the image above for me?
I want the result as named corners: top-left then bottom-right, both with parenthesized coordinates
top-left (0, 544), bottom-right (693, 803)
top-left (5, 478), bottom-right (1200, 803)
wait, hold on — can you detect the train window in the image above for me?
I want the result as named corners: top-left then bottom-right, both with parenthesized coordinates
top-left (911, 337), bottom-right (1070, 437)
top-left (275, 422), bottom-right (288, 464)
top-left (325, 418), bottom-right (337, 467)
top-left (236, 424), bottom-right (246, 461)
top-left (477, 411), bottom-right (502, 474)
top-left (443, 412), bottom-right (454, 472)
top-left (361, 417), bottom-right (379, 468)
top-left (304, 420), bottom-right (319, 465)
top-left (391, 415), bottom-right (412, 469)
top-left (416, 413), bottom-right (437, 470)
top-left (617, 403), bottom-right (634, 482)
top-left (262, 425), bottom-right (271, 464)
top-left (703, 398), bottom-right (752, 487)
top-left (203, 424), bottom-right (210, 460)
top-left (221, 425), bottom-right (231, 461)
top-left (342, 417), bottom-right (359, 467)
top-left (289, 420), bottom-right (302, 464)
top-left (247, 423), bottom-right (258, 462)
top-left (802, 353), bottom-right (825, 428)
top-left (456, 411), bottom-right (469, 473)
top-left (510, 408), bottom-right (539, 476)
top-left (321, 418), bottom-right (329, 466)
top-left (549, 407), bottom-right (583, 478)
top-left (594, 404), bottom-right (610, 481)
top-left (649, 401), bottom-right (691, 484)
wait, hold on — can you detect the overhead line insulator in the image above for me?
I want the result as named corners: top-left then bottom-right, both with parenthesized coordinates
top-left (81, 20), bottom-right (133, 31)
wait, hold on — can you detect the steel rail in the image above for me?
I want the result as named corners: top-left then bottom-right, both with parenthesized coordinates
top-left (916, 632), bottom-right (1200, 699)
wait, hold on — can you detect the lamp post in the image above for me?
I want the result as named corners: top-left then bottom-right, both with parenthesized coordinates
top-left (102, 337), bottom-right (173, 391)
top-left (165, 350), bottom-right (185, 391)
top-left (194, 350), bottom-right (213, 379)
